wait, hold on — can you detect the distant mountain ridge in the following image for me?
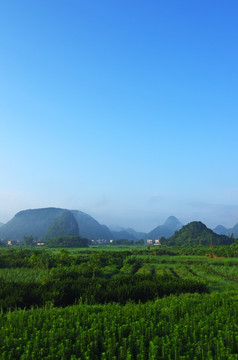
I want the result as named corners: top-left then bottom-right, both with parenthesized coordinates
top-left (111, 230), bottom-right (137, 241)
top-left (109, 224), bottom-right (125, 232)
top-left (213, 223), bottom-right (238, 238)
top-left (147, 216), bottom-right (183, 240)
top-left (0, 211), bottom-right (183, 242)
top-left (0, 222), bottom-right (3, 227)
top-left (126, 228), bottom-right (147, 240)
top-left (109, 225), bottom-right (146, 240)
top-left (213, 225), bottom-right (228, 235)
top-left (226, 223), bottom-right (238, 238)
top-left (0, 208), bottom-right (112, 241)
top-left (1, 208), bottom-right (237, 244)
top-left (71, 210), bottom-right (112, 240)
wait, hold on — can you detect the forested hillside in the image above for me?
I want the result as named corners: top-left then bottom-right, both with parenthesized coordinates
top-left (0, 208), bottom-right (65, 240)
top-left (162, 221), bottom-right (234, 246)
top-left (42, 211), bottom-right (79, 241)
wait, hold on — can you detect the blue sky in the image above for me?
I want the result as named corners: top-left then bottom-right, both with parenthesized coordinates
top-left (1, 0), bottom-right (238, 231)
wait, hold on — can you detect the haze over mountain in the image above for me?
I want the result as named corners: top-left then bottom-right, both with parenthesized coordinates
top-left (109, 224), bottom-right (125, 232)
top-left (1, 207), bottom-right (237, 244)
top-left (0, 208), bottom-right (112, 241)
top-left (226, 223), bottom-right (238, 238)
top-left (0, 208), bottom-right (65, 241)
top-left (125, 228), bottom-right (147, 240)
top-left (110, 230), bottom-right (137, 242)
top-left (213, 223), bottom-right (238, 238)
top-left (109, 225), bottom-right (146, 240)
top-left (147, 216), bottom-right (183, 240)
top-left (0, 207), bottom-right (148, 242)
top-left (71, 210), bottom-right (112, 240)
top-left (213, 225), bottom-right (228, 235)
top-left (162, 221), bottom-right (234, 246)
top-left (0, 222), bottom-right (3, 227)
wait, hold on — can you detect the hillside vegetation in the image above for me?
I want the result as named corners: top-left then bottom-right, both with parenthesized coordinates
top-left (162, 221), bottom-right (234, 246)
top-left (42, 211), bottom-right (79, 241)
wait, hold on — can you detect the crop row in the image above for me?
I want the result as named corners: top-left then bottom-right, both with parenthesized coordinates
top-left (1, 292), bottom-right (238, 359)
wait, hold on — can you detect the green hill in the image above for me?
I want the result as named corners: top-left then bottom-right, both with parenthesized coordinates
top-left (42, 211), bottom-right (79, 241)
top-left (161, 221), bottom-right (234, 246)
top-left (71, 210), bottom-right (112, 240)
top-left (0, 208), bottom-right (113, 241)
top-left (0, 208), bottom-right (65, 240)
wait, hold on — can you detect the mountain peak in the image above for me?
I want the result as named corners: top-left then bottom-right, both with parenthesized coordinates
top-left (147, 216), bottom-right (183, 240)
top-left (213, 225), bottom-right (228, 235)
top-left (164, 216), bottom-right (183, 229)
top-left (185, 221), bottom-right (208, 233)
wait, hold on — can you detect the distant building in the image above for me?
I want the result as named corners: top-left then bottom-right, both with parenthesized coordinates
top-left (91, 239), bottom-right (109, 245)
top-left (147, 239), bottom-right (153, 245)
top-left (154, 239), bottom-right (161, 245)
top-left (36, 242), bottom-right (45, 246)
top-left (7, 240), bottom-right (19, 246)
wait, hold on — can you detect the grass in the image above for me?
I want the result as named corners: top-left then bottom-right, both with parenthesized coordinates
top-left (0, 268), bottom-right (49, 283)
top-left (136, 254), bottom-right (238, 293)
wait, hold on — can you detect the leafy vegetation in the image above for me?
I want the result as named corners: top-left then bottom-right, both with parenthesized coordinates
top-left (45, 236), bottom-right (88, 248)
top-left (1, 245), bottom-right (238, 358)
top-left (1, 292), bottom-right (238, 359)
top-left (110, 239), bottom-right (135, 246)
top-left (0, 249), bottom-right (208, 309)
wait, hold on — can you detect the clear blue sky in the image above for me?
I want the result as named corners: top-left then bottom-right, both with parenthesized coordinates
top-left (1, 0), bottom-right (238, 231)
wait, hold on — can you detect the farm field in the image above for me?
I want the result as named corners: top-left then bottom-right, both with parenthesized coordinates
top-left (1, 246), bottom-right (238, 359)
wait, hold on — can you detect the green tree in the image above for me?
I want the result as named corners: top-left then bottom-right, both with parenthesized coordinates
top-left (136, 239), bottom-right (145, 245)
top-left (23, 235), bottom-right (34, 246)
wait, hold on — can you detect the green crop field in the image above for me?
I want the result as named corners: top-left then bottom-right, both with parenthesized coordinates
top-left (1, 245), bottom-right (238, 359)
